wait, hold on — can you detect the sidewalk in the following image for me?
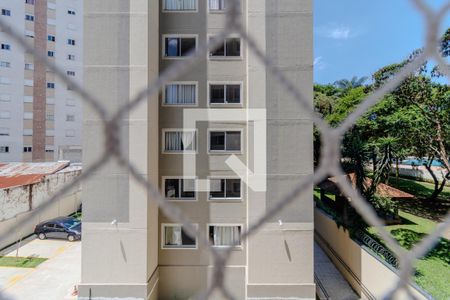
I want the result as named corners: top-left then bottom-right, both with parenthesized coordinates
top-left (314, 242), bottom-right (360, 300)
top-left (0, 238), bottom-right (80, 300)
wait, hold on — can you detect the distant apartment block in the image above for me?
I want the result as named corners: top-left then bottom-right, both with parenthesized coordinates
top-left (81, 0), bottom-right (313, 299)
top-left (0, 0), bottom-right (83, 162)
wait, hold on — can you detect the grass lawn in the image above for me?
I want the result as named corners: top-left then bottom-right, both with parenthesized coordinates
top-left (368, 211), bottom-right (450, 300)
top-left (388, 177), bottom-right (450, 201)
top-left (0, 256), bottom-right (47, 268)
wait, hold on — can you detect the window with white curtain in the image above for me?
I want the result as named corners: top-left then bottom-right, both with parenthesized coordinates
top-left (164, 130), bottom-right (196, 152)
top-left (209, 178), bottom-right (241, 200)
top-left (164, 178), bottom-right (196, 200)
top-left (164, 83), bottom-right (197, 105)
top-left (209, 0), bottom-right (227, 11)
top-left (209, 225), bottom-right (242, 247)
top-left (162, 225), bottom-right (197, 249)
top-left (164, 0), bottom-right (197, 11)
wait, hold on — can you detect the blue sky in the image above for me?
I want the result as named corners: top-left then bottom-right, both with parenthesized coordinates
top-left (314, 0), bottom-right (450, 84)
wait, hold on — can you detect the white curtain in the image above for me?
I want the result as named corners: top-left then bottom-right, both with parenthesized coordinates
top-left (165, 84), bottom-right (196, 105)
top-left (209, 0), bottom-right (224, 10)
top-left (165, 0), bottom-right (196, 10)
top-left (165, 131), bottom-right (195, 151)
top-left (165, 226), bottom-right (182, 246)
top-left (213, 226), bottom-right (240, 246)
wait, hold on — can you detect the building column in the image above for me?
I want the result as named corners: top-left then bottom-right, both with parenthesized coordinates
top-left (79, 1), bottom-right (159, 299)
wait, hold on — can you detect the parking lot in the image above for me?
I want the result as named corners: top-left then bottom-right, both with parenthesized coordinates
top-left (0, 237), bottom-right (80, 300)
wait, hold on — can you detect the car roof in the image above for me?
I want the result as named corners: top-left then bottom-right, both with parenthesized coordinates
top-left (37, 216), bottom-right (77, 226)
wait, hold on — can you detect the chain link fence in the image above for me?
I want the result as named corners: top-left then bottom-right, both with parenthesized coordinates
top-left (0, 0), bottom-right (449, 299)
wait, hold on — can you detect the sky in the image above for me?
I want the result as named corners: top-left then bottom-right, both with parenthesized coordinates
top-left (314, 0), bottom-right (450, 84)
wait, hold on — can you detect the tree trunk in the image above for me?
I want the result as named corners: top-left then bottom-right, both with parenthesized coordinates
top-left (425, 163), bottom-right (446, 201)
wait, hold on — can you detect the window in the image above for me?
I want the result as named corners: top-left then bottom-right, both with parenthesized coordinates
top-left (0, 61), bottom-right (10, 68)
top-left (1, 9), bottom-right (11, 16)
top-left (0, 146), bottom-right (9, 153)
top-left (24, 96), bottom-right (33, 103)
top-left (209, 83), bottom-right (241, 104)
top-left (25, 0), bottom-right (35, 5)
top-left (48, 35), bottom-right (55, 42)
top-left (25, 30), bottom-right (34, 38)
top-left (46, 113), bottom-right (54, 121)
top-left (209, 178), bottom-right (241, 200)
top-left (46, 130), bottom-right (55, 137)
top-left (163, 130), bottom-right (196, 153)
top-left (48, 51), bottom-right (55, 57)
top-left (163, 36), bottom-right (196, 58)
top-left (66, 114), bottom-right (75, 122)
top-left (66, 99), bottom-right (76, 106)
top-left (25, 63), bottom-right (34, 70)
top-left (24, 79), bottom-right (34, 87)
top-left (0, 128), bottom-right (9, 136)
top-left (23, 112), bottom-right (33, 120)
top-left (209, 0), bottom-right (227, 11)
top-left (1, 43), bottom-right (11, 50)
top-left (65, 129), bottom-right (75, 137)
top-left (47, 18), bottom-right (56, 26)
top-left (47, 2), bottom-right (56, 10)
top-left (67, 10), bottom-right (76, 15)
top-left (67, 70), bottom-right (75, 76)
top-left (67, 54), bottom-right (75, 61)
top-left (67, 39), bottom-right (75, 46)
top-left (164, 83), bottom-right (197, 105)
top-left (0, 77), bottom-right (11, 85)
top-left (23, 129), bottom-right (33, 136)
top-left (23, 146), bottom-right (32, 153)
top-left (0, 94), bottom-right (11, 102)
top-left (47, 82), bottom-right (55, 89)
top-left (164, 178), bottom-right (196, 200)
top-left (163, 0), bottom-right (196, 11)
top-left (45, 146), bottom-right (54, 153)
top-left (25, 14), bottom-right (34, 21)
top-left (0, 111), bottom-right (11, 119)
top-left (209, 37), bottom-right (241, 57)
top-left (162, 224), bottom-right (196, 249)
top-left (208, 225), bottom-right (242, 247)
top-left (209, 130), bottom-right (241, 152)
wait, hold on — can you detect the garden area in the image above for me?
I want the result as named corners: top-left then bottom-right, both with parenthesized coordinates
top-left (313, 29), bottom-right (450, 299)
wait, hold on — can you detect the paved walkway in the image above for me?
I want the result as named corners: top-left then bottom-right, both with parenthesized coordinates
top-left (314, 242), bottom-right (360, 300)
top-left (0, 238), bottom-right (80, 300)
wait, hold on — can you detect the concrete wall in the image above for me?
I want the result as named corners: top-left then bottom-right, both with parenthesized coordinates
top-left (0, 170), bottom-right (81, 250)
top-left (315, 208), bottom-right (429, 300)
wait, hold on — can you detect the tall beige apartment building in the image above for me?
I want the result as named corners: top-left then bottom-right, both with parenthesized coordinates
top-left (81, 0), bottom-right (313, 299)
top-left (0, 0), bottom-right (83, 163)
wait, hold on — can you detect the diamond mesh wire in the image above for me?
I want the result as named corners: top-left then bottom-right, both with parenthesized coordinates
top-left (0, 0), bottom-right (449, 299)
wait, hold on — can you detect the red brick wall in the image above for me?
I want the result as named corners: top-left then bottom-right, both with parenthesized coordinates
top-left (32, 0), bottom-right (47, 162)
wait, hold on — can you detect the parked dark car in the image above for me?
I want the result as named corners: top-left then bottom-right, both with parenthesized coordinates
top-left (34, 217), bottom-right (81, 242)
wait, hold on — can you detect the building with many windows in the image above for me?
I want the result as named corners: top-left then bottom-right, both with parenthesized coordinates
top-left (0, 0), bottom-right (82, 162)
top-left (81, 0), bottom-right (313, 299)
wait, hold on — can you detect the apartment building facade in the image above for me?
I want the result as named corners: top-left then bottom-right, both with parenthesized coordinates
top-left (0, 0), bottom-right (83, 163)
top-left (81, 0), bottom-right (313, 299)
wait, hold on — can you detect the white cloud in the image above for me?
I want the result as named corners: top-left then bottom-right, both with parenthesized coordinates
top-left (317, 24), bottom-right (358, 40)
top-left (314, 56), bottom-right (326, 70)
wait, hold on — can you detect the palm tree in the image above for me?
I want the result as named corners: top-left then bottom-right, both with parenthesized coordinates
top-left (334, 76), bottom-right (369, 90)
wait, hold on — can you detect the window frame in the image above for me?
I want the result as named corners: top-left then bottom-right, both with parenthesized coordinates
top-left (207, 81), bottom-right (243, 107)
top-left (207, 177), bottom-right (243, 202)
top-left (162, 128), bottom-right (198, 154)
top-left (161, 223), bottom-right (198, 250)
top-left (162, 176), bottom-right (198, 202)
top-left (162, 34), bottom-right (198, 60)
top-left (162, 0), bottom-right (198, 13)
top-left (162, 81), bottom-right (198, 107)
top-left (208, 35), bottom-right (242, 60)
top-left (207, 128), bottom-right (243, 154)
top-left (207, 224), bottom-right (243, 249)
